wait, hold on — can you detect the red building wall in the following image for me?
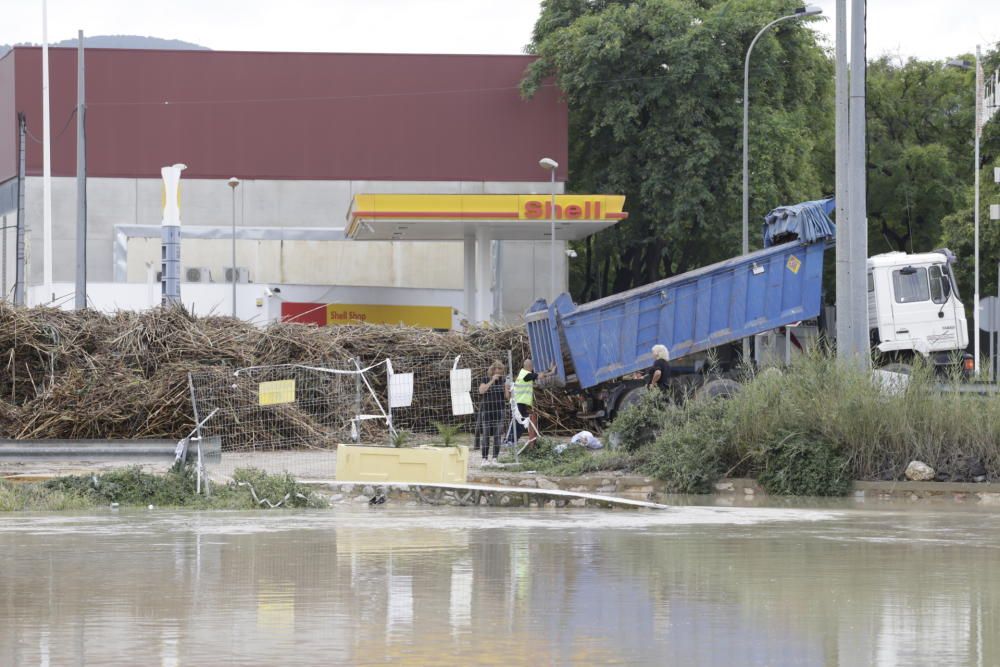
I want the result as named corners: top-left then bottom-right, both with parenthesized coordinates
top-left (2, 47), bottom-right (567, 184)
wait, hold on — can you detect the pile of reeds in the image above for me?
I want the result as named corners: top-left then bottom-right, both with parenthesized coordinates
top-left (0, 303), bottom-right (586, 444)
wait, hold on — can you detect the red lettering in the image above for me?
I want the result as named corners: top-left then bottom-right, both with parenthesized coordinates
top-left (524, 200), bottom-right (543, 218)
top-left (525, 200), bottom-right (603, 220)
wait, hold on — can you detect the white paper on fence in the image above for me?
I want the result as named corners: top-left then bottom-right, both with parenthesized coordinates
top-left (389, 372), bottom-right (414, 408)
top-left (449, 368), bottom-right (474, 415)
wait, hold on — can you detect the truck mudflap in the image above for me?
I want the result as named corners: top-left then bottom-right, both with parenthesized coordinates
top-left (525, 298), bottom-right (568, 385)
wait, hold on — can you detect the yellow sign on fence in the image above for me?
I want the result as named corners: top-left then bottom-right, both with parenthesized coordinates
top-left (259, 379), bottom-right (296, 406)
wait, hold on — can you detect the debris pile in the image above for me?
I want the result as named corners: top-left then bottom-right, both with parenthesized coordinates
top-left (0, 304), bottom-right (584, 443)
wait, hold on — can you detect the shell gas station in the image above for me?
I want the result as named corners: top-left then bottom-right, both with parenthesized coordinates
top-left (282, 193), bottom-right (628, 328)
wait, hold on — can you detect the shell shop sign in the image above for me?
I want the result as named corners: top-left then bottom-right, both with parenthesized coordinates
top-left (281, 302), bottom-right (452, 330)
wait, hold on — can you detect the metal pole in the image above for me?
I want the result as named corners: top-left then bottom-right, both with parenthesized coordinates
top-left (75, 30), bottom-right (87, 310)
top-left (550, 168), bottom-right (556, 301)
top-left (231, 186), bottom-right (236, 317)
top-left (494, 240), bottom-right (503, 322)
top-left (847, 0), bottom-right (870, 369)
top-left (227, 177), bottom-right (239, 318)
top-left (41, 0), bottom-right (53, 302)
top-left (742, 10), bottom-right (813, 361)
top-left (974, 45), bottom-right (983, 375)
top-left (2, 215), bottom-right (6, 299)
top-left (14, 113), bottom-right (26, 307)
top-left (834, 0), bottom-right (851, 361)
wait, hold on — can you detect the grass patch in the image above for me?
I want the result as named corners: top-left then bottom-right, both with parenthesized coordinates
top-left (501, 437), bottom-right (647, 476)
top-left (0, 465), bottom-right (326, 512)
top-left (595, 352), bottom-right (1000, 496)
top-left (643, 399), bottom-right (731, 494)
top-left (755, 431), bottom-right (852, 497)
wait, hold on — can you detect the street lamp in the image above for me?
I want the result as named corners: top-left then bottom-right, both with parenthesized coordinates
top-left (946, 48), bottom-right (985, 374)
top-left (742, 5), bottom-right (822, 256)
top-left (227, 177), bottom-right (240, 318)
top-left (539, 157), bottom-right (559, 301)
top-left (741, 4), bottom-right (821, 359)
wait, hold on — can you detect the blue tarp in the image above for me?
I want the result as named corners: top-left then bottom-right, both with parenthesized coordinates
top-left (762, 197), bottom-right (836, 247)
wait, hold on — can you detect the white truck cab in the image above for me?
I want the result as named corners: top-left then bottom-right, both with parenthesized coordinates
top-left (867, 250), bottom-right (968, 361)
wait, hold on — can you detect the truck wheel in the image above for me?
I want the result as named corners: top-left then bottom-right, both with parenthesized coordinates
top-left (880, 362), bottom-right (913, 376)
top-left (614, 385), bottom-right (648, 415)
top-left (695, 378), bottom-right (741, 401)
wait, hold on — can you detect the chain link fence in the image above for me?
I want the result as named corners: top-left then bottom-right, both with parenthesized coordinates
top-left (188, 353), bottom-right (523, 479)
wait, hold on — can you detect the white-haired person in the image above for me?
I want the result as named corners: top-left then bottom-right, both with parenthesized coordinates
top-left (647, 344), bottom-right (671, 391)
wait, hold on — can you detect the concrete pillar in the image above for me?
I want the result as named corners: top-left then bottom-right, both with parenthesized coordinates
top-left (463, 236), bottom-right (475, 323)
top-left (475, 228), bottom-right (492, 323)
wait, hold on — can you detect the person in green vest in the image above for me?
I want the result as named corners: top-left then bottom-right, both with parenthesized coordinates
top-left (510, 359), bottom-right (555, 447)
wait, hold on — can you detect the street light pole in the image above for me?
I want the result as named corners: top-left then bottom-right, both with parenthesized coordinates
top-left (741, 5), bottom-right (821, 359)
top-left (947, 48), bottom-right (986, 374)
top-left (539, 157), bottom-right (559, 301)
top-left (227, 177), bottom-right (240, 318)
top-left (974, 45), bottom-right (983, 375)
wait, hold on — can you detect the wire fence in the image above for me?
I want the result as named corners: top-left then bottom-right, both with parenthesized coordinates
top-left (188, 353), bottom-right (529, 479)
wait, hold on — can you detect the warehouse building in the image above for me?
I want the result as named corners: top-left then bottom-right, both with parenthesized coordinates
top-left (0, 46), bottom-right (624, 326)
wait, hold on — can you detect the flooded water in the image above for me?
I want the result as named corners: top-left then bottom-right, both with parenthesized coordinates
top-left (1, 500), bottom-right (998, 666)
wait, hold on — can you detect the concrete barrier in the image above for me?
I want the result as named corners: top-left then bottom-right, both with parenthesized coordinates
top-left (335, 445), bottom-right (468, 483)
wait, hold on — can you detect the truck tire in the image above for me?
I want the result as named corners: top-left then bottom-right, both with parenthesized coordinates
top-left (880, 362), bottom-right (913, 376)
top-left (695, 378), bottom-right (741, 401)
top-left (614, 385), bottom-right (648, 415)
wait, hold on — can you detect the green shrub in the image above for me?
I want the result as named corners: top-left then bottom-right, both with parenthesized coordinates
top-left (755, 431), bottom-right (851, 497)
top-left (44, 465), bottom-right (199, 506)
top-left (227, 467), bottom-right (323, 508)
top-left (432, 422), bottom-right (462, 447)
top-left (644, 399), bottom-right (731, 494)
top-left (606, 390), bottom-right (670, 452)
top-left (389, 430), bottom-right (411, 448)
top-left (37, 465), bottom-right (323, 509)
top-left (0, 479), bottom-right (93, 511)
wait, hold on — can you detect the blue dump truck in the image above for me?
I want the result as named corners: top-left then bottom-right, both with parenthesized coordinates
top-left (525, 199), bottom-right (970, 420)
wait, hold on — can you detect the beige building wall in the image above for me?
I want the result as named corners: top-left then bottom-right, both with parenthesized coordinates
top-left (10, 176), bottom-right (568, 323)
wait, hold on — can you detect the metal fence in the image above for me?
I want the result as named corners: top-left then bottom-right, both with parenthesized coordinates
top-left (188, 352), bottom-right (525, 479)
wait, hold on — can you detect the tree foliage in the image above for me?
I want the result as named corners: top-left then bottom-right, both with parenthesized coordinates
top-left (525, 0), bottom-right (1000, 316)
top-left (867, 56), bottom-right (973, 254)
top-left (523, 0), bottom-right (833, 299)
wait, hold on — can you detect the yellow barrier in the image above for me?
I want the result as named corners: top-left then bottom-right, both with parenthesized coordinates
top-left (336, 445), bottom-right (468, 483)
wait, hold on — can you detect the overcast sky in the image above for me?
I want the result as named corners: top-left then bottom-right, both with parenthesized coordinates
top-left (3, 0), bottom-right (998, 62)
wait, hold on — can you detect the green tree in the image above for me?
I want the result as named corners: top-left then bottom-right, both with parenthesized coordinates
top-left (938, 46), bottom-right (1000, 304)
top-left (866, 56), bottom-right (974, 254)
top-left (523, 0), bottom-right (833, 300)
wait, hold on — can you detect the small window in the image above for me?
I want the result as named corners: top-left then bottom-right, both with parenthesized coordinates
top-left (867, 272), bottom-right (874, 293)
top-left (929, 265), bottom-right (947, 304)
top-left (892, 267), bottom-right (929, 304)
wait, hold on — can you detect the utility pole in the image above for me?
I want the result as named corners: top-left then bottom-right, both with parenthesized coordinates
top-left (847, 0), bottom-right (870, 369)
top-left (227, 177), bottom-right (240, 318)
top-left (973, 45), bottom-right (983, 375)
top-left (834, 0), bottom-right (851, 361)
top-left (41, 0), bottom-right (53, 302)
top-left (15, 113), bottom-right (26, 307)
top-left (75, 30), bottom-right (88, 310)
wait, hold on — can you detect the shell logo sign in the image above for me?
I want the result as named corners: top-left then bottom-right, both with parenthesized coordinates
top-left (281, 302), bottom-right (453, 330)
top-left (347, 194), bottom-right (626, 230)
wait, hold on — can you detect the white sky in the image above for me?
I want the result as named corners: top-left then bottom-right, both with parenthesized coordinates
top-left (2, 0), bottom-right (998, 62)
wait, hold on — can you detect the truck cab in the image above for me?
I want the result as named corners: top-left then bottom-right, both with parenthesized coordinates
top-left (867, 250), bottom-right (968, 365)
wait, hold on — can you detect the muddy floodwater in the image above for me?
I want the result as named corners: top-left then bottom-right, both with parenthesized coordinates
top-left (1, 500), bottom-right (998, 666)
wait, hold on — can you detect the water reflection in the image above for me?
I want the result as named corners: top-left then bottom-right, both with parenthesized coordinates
top-left (0, 504), bottom-right (997, 665)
